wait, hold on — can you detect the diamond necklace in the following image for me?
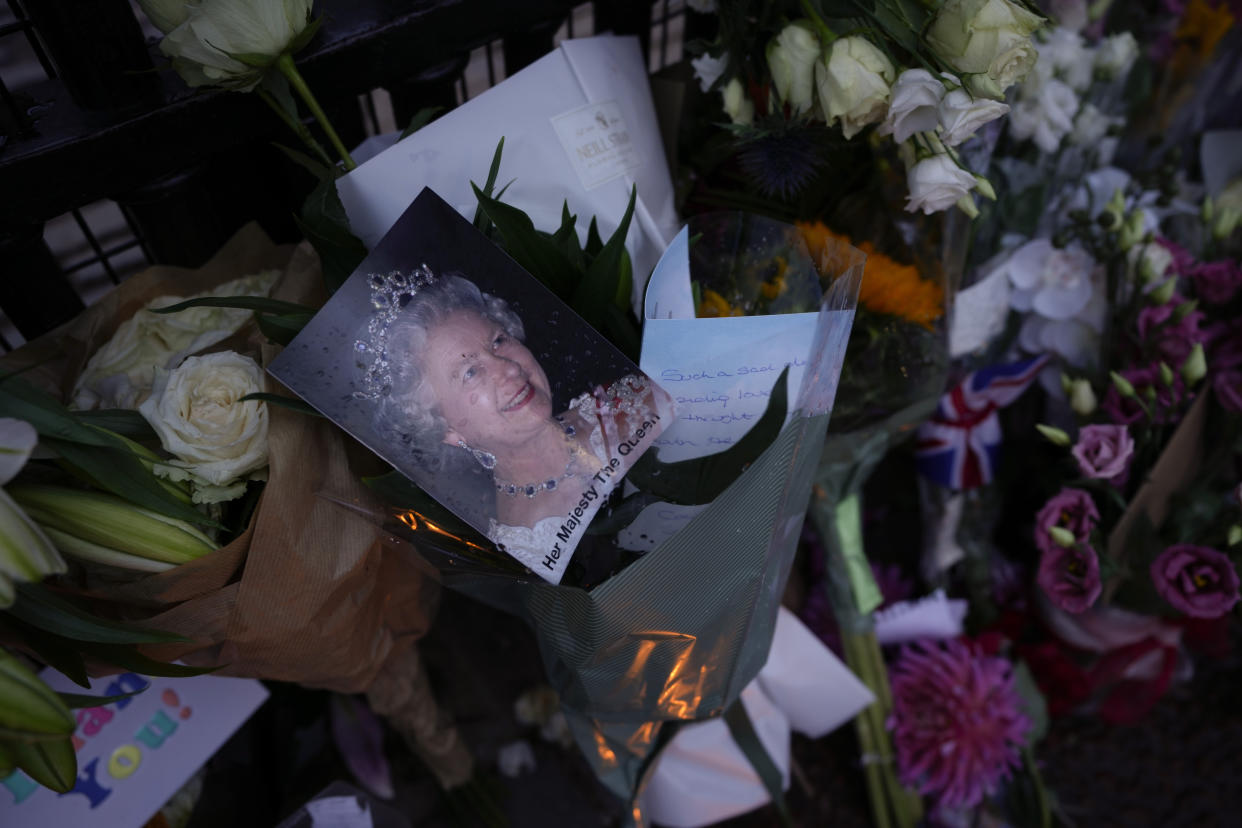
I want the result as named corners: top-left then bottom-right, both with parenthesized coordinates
top-left (494, 419), bottom-right (585, 499)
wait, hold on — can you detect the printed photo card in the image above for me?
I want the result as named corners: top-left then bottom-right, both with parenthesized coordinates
top-left (268, 189), bottom-right (674, 584)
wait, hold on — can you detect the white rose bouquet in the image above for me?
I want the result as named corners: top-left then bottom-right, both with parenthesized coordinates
top-left (687, 0), bottom-right (1045, 216)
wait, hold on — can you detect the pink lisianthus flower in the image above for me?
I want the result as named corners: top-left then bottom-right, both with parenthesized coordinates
top-left (1100, 364), bottom-right (1187, 425)
top-left (1037, 541), bottom-right (1102, 613)
top-left (1033, 487), bottom-right (1100, 555)
top-left (888, 639), bottom-right (1031, 810)
top-left (1151, 544), bottom-right (1241, 618)
top-left (1071, 424), bottom-right (1134, 487)
top-left (1190, 259), bottom-right (1242, 305)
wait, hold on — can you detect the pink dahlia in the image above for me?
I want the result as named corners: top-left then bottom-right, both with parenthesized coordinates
top-left (888, 639), bottom-right (1032, 811)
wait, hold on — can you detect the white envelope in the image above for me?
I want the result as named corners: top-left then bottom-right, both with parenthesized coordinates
top-left (335, 35), bottom-right (679, 311)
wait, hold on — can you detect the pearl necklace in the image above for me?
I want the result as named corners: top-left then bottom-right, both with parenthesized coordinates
top-left (494, 420), bottom-right (585, 499)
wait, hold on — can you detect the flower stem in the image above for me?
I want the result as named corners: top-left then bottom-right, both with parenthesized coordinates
top-left (277, 53), bottom-right (356, 171)
top-left (256, 88), bottom-right (335, 170)
top-left (799, 0), bottom-right (838, 44)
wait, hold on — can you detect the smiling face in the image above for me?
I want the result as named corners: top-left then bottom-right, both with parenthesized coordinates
top-left (421, 310), bottom-right (553, 454)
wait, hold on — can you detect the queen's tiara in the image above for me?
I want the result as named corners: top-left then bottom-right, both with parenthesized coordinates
top-left (352, 264), bottom-right (437, 401)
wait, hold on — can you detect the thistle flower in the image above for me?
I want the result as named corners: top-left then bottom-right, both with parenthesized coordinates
top-left (888, 639), bottom-right (1032, 810)
top-left (735, 129), bottom-right (826, 200)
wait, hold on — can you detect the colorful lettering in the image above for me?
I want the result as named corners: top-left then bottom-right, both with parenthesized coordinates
top-left (107, 745), bottom-right (141, 780)
top-left (59, 758), bottom-right (112, 808)
top-left (134, 710), bottom-right (178, 750)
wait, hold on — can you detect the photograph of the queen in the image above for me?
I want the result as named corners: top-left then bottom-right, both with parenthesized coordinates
top-left (269, 189), bottom-right (673, 584)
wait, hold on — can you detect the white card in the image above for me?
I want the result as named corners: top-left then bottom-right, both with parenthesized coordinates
top-left (0, 670), bottom-right (268, 827)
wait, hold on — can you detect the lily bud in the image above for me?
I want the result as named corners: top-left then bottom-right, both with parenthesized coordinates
top-left (1110, 371), bottom-right (1136, 398)
top-left (1228, 524), bottom-right (1242, 547)
top-left (0, 489), bottom-right (66, 609)
top-left (1147, 278), bottom-right (1176, 305)
top-left (1173, 299), bottom-right (1198, 321)
top-left (9, 485), bottom-right (215, 568)
top-left (1036, 424), bottom-right (1071, 446)
top-left (1213, 206), bottom-right (1242, 240)
top-left (1060, 373), bottom-right (1074, 395)
top-left (974, 175), bottom-right (997, 201)
top-left (1180, 343), bottom-right (1207, 385)
top-left (1048, 525), bottom-right (1077, 548)
top-left (0, 649), bottom-right (75, 738)
top-left (956, 194), bottom-right (980, 218)
top-left (1069, 379), bottom-right (1097, 416)
top-left (1158, 362), bottom-right (1175, 387)
top-left (1118, 210), bottom-right (1146, 251)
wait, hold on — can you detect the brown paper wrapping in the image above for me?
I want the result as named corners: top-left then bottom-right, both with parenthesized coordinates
top-left (3, 224), bottom-right (472, 786)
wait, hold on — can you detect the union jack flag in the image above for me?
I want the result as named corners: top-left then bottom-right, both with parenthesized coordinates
top-left (915, 355), bottom-right (1050, 490)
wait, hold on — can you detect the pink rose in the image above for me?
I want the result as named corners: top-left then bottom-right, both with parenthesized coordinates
top-left (1150, 544), bottom-right (1241, 618)
top-left (1071, 424), bottom-right (1134, 486)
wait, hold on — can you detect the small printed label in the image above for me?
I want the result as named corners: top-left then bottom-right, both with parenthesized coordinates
top-left (550, 100), bottom-right (641, 191)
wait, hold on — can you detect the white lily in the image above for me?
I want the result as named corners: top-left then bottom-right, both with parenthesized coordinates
top-left (0, 419), bottom-right (65, 607)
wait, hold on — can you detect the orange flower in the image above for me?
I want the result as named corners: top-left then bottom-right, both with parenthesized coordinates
top-left (1175, 0), bottom-right (1234, 62)
top-left (796, 220), bottom-right (944, 329)
top-left (697, 288), bottom-right (745, 318)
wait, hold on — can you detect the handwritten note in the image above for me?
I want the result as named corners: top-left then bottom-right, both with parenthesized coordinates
top-left (0, 670), bottom-right (267, 828)
top-left (640, 315), bottom-right (816, 462)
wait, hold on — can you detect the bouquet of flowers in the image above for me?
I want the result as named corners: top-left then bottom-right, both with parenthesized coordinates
top-left (1001, 158), bottom-right (1242, 721)
top-left (686, 0), bottom-right (1047, 216)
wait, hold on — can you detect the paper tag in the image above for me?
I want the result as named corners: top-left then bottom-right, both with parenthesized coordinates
top-left (551, 99), bottom-right (641, 190)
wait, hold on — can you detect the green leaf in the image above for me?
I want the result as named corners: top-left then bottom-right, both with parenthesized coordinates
top-left (0, 616), bottom-right (90, 688)
top-left (585, 216), bottom-right (604, 258)
top-left (272, 141), bottom-right (334, 181)
top-left (72, 410), bottom-right (155, 441)
top-left (56, 688), bottom-right (146, 709)
top-left (572, 185), bottom-right (636, 321)
top-left (0, 376), bottom-right (112, 447)
top-left (627, 367), bottom-right (789, 505)
top-left (297, 176), bottom-right (369, 294)
top-left (239, 392), bottom-right (323, 417)
top-left (287, 14), bottom-right (324, 54)
top-left (472, 137), bottom-right (507, 234)
top-left (399, 106), bottom-right (444, 139)
top-left (147, 296), bottom-right (316, 316)
top-left (11, 584), bottom-right (189, 645)
top-left (1012, 660), bottom-right (1049, 746)
top-left (601, 304), bottom-right (641, 362)
top-left (549, 202), bottom-right (586, 272)
top-left (12, 736), bottom-right (76, 792)
top-left (44, 438), bottom-right (223, 530)
top-left (472, 183), bottom-right (579, 297)
top-left (256, 312), bottom-right (314, 345)
top-left (86, 644), bottom-right (220, 678)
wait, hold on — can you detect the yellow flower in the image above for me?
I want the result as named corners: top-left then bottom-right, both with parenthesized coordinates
top-left (1175, 0), bottom-right (1234, 62)
top-left (697, 288), bottom-right (745, 318)
top-left (796, 221), bottom-right (944, 329)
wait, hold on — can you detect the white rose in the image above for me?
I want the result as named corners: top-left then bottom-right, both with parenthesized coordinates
top-left (815, 36), bottom-right (895, 139)
top-left (1094, 32), bottom-right (1138, 80)
top-left (691, 52), bottom-right (727, 93)
top-left (926, 0), bottom-right (1043, 97)
top-left (1008, 78), bottom-right (1078, 153)
top-left (140, 0), bottom-right (314, 91)
top-left (720, 77), bottom-right (754, 125)
top-left (767, 22), bottom-right (821, 115)
top-left (938, 88), bottom-right (1009, 146)
top-left (139, 352), bottom-right (269, 490)
top-left (880, 69), bottom-right (946, 143)
top-left (906, 153), bottom-right (979, 214)
top-left (72, 269), bottom-right (280, 411)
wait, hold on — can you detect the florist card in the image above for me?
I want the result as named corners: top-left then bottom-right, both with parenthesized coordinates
top-left (268, 189), bottom-right (673, 584)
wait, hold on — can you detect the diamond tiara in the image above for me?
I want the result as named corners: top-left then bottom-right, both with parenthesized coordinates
top-left (352, 264), bottom-right (437, 401)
